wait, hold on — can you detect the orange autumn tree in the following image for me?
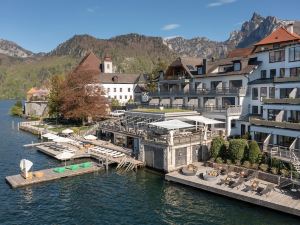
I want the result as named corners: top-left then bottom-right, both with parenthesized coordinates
top-left (59, 66), bottom-right (109, 124)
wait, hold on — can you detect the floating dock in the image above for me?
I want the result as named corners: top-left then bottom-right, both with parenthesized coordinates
top-left (6, 162), bottom-right (102, 188)
top-left (165, 166), bottom-right (300, 217)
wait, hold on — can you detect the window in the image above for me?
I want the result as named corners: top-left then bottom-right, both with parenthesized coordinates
top-left (252, 106), bottom-right (259, 115)
top-left (231, 119), bottom-right (236, 128)
top-left (270, 69), bottom-right (276, 78)
top-left (125, 95), bottom-right (127, 99)
top-left (260, 87), bottom-right (267, 100)
top-left (114, 96), bottom-right (117, 99)
top-left (129, 95), bottom-right (133, 99)
top-left (114, 88), bottom-right (116, 92)
top-left (252, 88), bottom-right (258, 100)
top-left (260, 106), bottom-right (263, 116)
top-left (289, 46), bottom-right (300, 62)
top-left (107, 88), bottom-right (110, 92)
top-left (261, 70), bottom-right (267, 79)
top-left (280, 68), bottom-right (285, 77)
top-left (233, 62), bottom-right (241, 71)
top-left (128, 88), bottom-right (130, 92)
top-left (290, 67), bottom-right (300, 77)
top-left (120, 95), bottom-right (122, 99)
top-left (120, 88), bottom-right (122, 92)
top-left (269, 87), bottom-right (275, 98)
top-left (269, 50), bottom-right (285, 63)
top-left (197, 66), bottom-right (203, 75)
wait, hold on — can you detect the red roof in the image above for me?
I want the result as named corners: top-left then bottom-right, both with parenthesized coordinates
top-left (75, 52), bottom-right (101, 72)
top-left (227, 47), bottom-right (253, 58)
top-left (254, 27), bottom-right (300, 46)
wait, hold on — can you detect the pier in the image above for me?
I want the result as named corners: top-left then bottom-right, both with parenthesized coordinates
top-left (6, 162), bottom-right (101, 188)
top-left (165, 164), bottom-right (300, 217)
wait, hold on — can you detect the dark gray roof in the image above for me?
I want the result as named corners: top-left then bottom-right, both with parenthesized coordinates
top-left (100, 73), bottom-right (142, 84)
top-left (248, 78), bottom-right (274, 85)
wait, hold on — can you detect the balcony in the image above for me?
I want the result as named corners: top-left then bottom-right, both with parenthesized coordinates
top-left (263, 98), bottom-right (300, 105)
top-left (250, 117), bottom-right (300, 130)
top-left (148, 90), bottom-right (185, 97)
top-left (274, 76), bottom-right (300, 83)
top-left (196, 87), bottom-right (247, 96)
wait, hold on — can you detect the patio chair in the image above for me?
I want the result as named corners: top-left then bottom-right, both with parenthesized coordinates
top-left (243, 180), bottom-right (260, 192)
top-left (218, 176), bottom-right (230, 185)
top-left (258, 184), bottom-right (275, 197)
top-left (229, 177), bottom-right (245, 189)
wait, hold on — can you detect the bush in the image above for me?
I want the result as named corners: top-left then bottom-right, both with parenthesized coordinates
top-left (235, 160), bottom-right (241, 166)
top-left (252, 163), bottom-right (259, 170)
top-left (241, 132), bottom-right (251, 140)
top-left (10, 100), bottom-right (23, 117)
top-left (280, 169), bottom-right (289, 177)
top-left (259, 164), bottom-right (269, 172)
top-left (242, 161), bottom-right (251, 169)
top-left (228, 139), bottom-right (248, 163)
top-left (271, 167), bottom-right (278, 175)
top-left (248, 141), bottom-right (261, 164)
top-left (208, 157), bottom-right (215, 163)
top-left (270, 158), bottom-right (280, 168)
top-left (215, 157), bottom-right (223, 164)
top-left (226, 159), bottom-right (232, 165)
top-left (210, 137), bottom-right (226, 159)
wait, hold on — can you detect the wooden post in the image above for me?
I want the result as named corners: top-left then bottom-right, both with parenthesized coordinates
top-left (105, 153), bottom-right (108, 171)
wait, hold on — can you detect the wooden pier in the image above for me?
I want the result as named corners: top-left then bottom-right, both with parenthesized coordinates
top-left (165, 165), bottom-right (300, 217)
top-left (6, 162), bottom-right (102, 188)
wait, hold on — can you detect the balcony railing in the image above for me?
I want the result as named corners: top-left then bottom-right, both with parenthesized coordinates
top-left (250, 118), bottom-right (300, 130)
top-left (274, 76), bottom-right (300, 83)
top-left (262, 144), bottom-right (300, 162)
top-left (263, 98), bottom-right (300, 104)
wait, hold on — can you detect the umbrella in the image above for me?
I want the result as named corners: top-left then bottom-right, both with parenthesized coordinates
top-left (84, 135), bottom-right (97, 140)
top-left (62, 128), bottom-right (74, 134)
top-left (20, 159), bottom-right (33, 178)
top-left (42, 133), bottom-right (58, 139)
top-left (56, 151), bottom-right (75, 166)
top-left (53, 137), bottom-right (71, 143)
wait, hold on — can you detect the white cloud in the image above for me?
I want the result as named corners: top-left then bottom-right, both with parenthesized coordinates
top-left (86, 7), bottom-right (98, 13)
top-left (161, 24), bottom-right (180, 31)
top-left (207, 0), bottom-right (237, 7)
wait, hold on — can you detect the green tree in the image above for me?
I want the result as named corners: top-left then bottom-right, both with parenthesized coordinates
top-left (48, 74), bottom-right (64, 120)
top-left (248, 140), bottom-right (261, 164)
top-left (111, 98), bottom-right (121, 107)
top-left (228, 139), bottom-right (248, 163)
top-left (210, 136), bottom-right (226, 160)
top-left (147, 58), bottom-right (168, 92)
top-left (10, 100), bottom-right (23, 116)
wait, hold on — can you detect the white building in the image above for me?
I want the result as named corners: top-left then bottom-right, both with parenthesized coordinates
top-left (248, 25), bottom-right (300, 157)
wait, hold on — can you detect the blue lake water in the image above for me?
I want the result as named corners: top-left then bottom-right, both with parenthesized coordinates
top-left (0, 100), bottom-right (299, 225)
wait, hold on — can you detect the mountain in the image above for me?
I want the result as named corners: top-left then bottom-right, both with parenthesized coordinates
top-left (164, 12), bottom-right (300, 58)
top-left (1, 12), bottom-right (300, 99)
top-left (0, 39), bottom-right (33, 58)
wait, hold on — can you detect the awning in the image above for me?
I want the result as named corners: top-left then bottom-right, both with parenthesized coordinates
top-left (184, 116), bottom-right (225, 125)
top-left (149, 119), bottom-right (194, 130)
top-left (149, 98), bottom-right (159, 105)
top-left (55, 151), bottom-right (74, 160)
top-left (160, 98), bottom-right (171, 106)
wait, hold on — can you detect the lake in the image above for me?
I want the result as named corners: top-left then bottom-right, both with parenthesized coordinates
top-left (0, 100), bottom-right (298, 225)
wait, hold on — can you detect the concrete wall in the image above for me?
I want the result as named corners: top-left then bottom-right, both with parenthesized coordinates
top-left (24, 101), bottom-right (48, 117)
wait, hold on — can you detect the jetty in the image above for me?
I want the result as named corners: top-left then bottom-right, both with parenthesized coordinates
top-left (6, 162), bottom-right (101, 188)
top-left (165, 163), bottom-right (300, 217)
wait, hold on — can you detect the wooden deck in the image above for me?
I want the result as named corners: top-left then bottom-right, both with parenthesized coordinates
top-left (165, 165), bottom-right (300, 217)
top-left (6, 162), bottom-right (102, 188)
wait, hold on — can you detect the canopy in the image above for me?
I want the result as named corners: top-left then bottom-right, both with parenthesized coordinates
top-left (53, 137), bottom-right (73, 143)
top-left (20, 159), bottom-right (33, 172)
top-left (184, 116), bottom-right (225, 125)
top-left (84, 135), bottom-right (97, 140)
top-left (61, 128), bottom-right (74, 134)
top-left (149, 119), bottom-right (194, 130)
top-left (42, 133), bottom-right (59, 139)
top-left (56, 151), bottom-right (74, 160)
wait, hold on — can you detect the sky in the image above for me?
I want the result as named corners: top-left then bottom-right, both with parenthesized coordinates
top-left (1, 0), bottom-right (299, 53)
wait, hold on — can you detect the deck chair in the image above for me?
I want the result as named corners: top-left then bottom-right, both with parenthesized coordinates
top-left (229, 177), bottom-right (245, 189)
top-left (243, 180), bottom-right (260, 192)
top-left (258, 184), bottom-right (275, 197)
top-left (218, 176), bottom-right (230, 185)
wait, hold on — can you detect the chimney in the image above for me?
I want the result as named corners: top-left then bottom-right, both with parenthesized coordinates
top-left (286, 23), bottom-right (294, 34)
top-left (202, 58), bottom-right (207, 74)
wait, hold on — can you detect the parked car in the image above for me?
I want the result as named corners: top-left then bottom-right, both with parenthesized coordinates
top-left (110, 110), bottom-right (125, 117)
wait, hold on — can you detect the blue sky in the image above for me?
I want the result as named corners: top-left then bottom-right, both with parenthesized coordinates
top-left (1, 0), bottom-right (299, 53)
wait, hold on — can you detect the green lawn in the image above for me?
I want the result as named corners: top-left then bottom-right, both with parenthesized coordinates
top-left (132, 108), bottom-right (192, 113)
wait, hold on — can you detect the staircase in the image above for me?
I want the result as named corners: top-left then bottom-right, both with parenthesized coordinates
top-left (291, 151), bottom-right (300, 174)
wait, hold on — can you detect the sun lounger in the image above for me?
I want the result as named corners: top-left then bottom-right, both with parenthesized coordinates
top-left (243, 180), bottom-right (259, 192)
top-left (229, 177), bottom-right (245, 189)
top-left (218, 176), bottom-right (230, 185)
top-left (245, 171), bottom-right (256, 182)
top-left (258, 184), bottom-right (275, 197)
